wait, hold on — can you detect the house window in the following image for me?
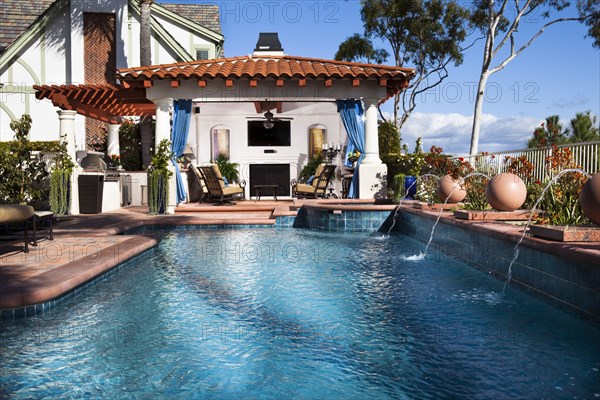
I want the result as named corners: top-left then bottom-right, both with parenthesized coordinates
top-left (196, 49), bottom-right (209, 60)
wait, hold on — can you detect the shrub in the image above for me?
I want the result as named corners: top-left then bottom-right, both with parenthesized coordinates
top-left (0, 115), bottom-right (48, 205)
top-left (119, 118), bottom-right (143, 171)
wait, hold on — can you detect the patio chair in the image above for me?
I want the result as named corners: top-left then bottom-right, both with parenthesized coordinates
top-left (0, 205), bottom-right (34, 253)
top-left (291, 164), bottom-right (336, 199)
top-left (197, 165), bottom-right (246, 205)
top-left (189, 165), bottom-right (209, 203)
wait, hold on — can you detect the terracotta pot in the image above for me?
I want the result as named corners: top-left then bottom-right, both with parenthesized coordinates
top-left (437, 174), bottom-right (466, 203)
top-left (579, 173), bottom-right (600, 225)
top-left (485, 172), bottom-right (527, 211)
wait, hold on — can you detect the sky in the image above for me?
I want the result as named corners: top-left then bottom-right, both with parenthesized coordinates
top-left (164, 0), bottom-right (600, 154)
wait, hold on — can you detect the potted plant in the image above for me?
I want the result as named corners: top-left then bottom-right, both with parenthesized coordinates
top-left (49, 136), bottom-right (74, 215)
top-left (107, 154), bottom-right (121, 170)
top-left (347, 150), bottom-right (360, 167)
top-left (148, 139), bottom-right (173, 214)
top-left (299, 154), bottom-right (324, 181)
top-left (214, 153), bottom-right (240, 183)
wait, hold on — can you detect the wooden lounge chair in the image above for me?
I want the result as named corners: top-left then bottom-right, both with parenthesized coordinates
top-left (291, 164), bottom-right (336, 199)
top-left (0, 205), bottom-right (34, 253)
top-left (198, 165), bottom-right (246, 205)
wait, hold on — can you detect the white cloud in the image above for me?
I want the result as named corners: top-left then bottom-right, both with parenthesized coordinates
top-left (400, 112), bottom-right (541, 155)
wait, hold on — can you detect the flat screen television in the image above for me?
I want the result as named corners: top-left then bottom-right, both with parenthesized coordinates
top-left (247, 120), bottom-right (291, 147)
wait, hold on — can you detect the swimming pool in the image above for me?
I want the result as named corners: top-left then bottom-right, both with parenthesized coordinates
top-left (1, 228), bottom-right (599, 399)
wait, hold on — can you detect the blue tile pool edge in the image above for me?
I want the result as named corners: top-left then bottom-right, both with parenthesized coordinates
top-left (0, 248), bottom-right (157, 322)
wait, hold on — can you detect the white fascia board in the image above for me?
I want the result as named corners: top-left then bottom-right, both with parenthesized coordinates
top-left (147, 79), bottom-right (387, 103)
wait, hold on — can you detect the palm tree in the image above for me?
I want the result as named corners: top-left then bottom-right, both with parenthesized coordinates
top-left (139, 0), bottom-right (153, 168)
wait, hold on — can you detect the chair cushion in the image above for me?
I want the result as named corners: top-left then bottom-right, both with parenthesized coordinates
top-left (312, 164), bottom-right (325, 186)
top-left (222, 185), bottom-right (243, 196)
top-left (0, 205), bottom-right (34, 224)
top-left (296, 183), bottom-right (316, 194)
top-left (212, 164), bottom-right (226, 189)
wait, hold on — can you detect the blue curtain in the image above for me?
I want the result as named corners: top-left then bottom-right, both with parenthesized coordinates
top-left (171, 99), bottom-right (192, 204)
top-left (337, 99), bottom-right (365, 199)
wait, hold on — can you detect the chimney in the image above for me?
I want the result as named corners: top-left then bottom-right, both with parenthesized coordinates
top-left (253, 33), bottom-right (284, 57)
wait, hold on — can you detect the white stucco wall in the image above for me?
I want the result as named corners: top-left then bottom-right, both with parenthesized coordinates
top-left (0, 0), bottom-right (220, 144)
top-left (189, 101), bottom-right (348, 198)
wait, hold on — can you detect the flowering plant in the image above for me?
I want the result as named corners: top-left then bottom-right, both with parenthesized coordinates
top-left (528, 144), bottom-right (589, 225)
top-left (108, 153), bottom-right (120, 168)
top-left (347, 150), bottom-right (361, 163)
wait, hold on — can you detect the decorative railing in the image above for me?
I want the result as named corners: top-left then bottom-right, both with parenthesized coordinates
top-left (453, 141), bottom-right (600, 182)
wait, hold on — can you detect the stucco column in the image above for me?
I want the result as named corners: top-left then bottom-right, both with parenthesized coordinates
top-left (361, 99), bottom-right (382, 165)
top-left (195, 110), bottom-right (202, 163)
top-left (58, 110), bottom-right (80, 214)
top-left (358, 98), bottom-right (387, 199)
top-left (151, 98), bottom-right (177, 212)
top-left (153, 98), bottom-right (173, 149)
top-left (107, 123), bottom-right (120, 156)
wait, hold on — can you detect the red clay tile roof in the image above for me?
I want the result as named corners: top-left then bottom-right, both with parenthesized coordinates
top-left (159, 2), bottom-right (221, 34)
top-left (0, 0), bottom-right (57, 54)
top-left (117, 55), bottom-right (415, 81)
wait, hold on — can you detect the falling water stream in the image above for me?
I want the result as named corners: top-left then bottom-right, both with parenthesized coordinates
top-left (421, 172), bottom-right (490, 257)
top-left (502, 168), bottom-right (592, 294)
top-left (385, 174), bottom-right (441, 236)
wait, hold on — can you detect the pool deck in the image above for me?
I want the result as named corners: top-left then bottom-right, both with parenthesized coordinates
top-left (1, 199), bottom-right (599, 314)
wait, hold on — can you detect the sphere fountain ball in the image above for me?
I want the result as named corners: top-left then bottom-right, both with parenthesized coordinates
top-left (486, 173), bottom-right (527, 211)
top-left (579, 173), bottom-right (600, 225)
top-left (437, 174), bottom-right (467, 203)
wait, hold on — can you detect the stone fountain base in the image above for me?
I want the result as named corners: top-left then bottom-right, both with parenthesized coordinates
top-left (454, 209), bottom-right (535, 221)
top-left (529, 225), bottom-right (600, 242)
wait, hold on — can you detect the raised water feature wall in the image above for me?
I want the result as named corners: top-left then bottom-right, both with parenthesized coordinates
top-left (387, 207), bottom-right (600, 325)
top-left (293, 203), bottom-right (395, 232)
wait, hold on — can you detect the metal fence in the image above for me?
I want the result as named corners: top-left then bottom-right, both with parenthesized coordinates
top-left (453, 141), bottom-right (600, 182)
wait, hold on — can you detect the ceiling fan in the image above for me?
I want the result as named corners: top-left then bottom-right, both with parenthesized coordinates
top-left (247, 110), bottom-right (293, 129)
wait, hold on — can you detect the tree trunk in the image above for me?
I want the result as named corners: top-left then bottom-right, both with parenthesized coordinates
top-left (140, 118), bottom-right (153, 168)
top-left (140, 0), bottom-right (152, 66)
top-left (469, 70), bottom-right (490, 155)
top-left (139, 0), bottom-right (153, 167)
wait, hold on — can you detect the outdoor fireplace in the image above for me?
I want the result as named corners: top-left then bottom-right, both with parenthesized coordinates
top-left (249, 164), bottom-right (290, 197)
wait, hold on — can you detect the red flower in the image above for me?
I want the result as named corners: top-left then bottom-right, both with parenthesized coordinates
top-left (459, 157), bottom-right (464, 161)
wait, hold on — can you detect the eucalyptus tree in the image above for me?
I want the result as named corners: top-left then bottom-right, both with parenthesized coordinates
top-left (337, 0), bottom-right (469, 131)
top-left (468, 0), bottom-right (600, 155)
top-left (335, 33), bottom-right (389, 64)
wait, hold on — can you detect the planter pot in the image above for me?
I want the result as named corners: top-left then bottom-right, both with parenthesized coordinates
top-left (485, 172), bottom-right (527, 211)
top-left (149, 173), bottom-right (167, 214)
top-left (579, 173), bottom-right (600, 225)
top-left (404, 176), bottom-right (417, 199)
top-left (436, 174), bottom-right (466, 203)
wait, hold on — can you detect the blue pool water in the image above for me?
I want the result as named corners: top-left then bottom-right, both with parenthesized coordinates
top-left (1, 228), bottom-right (599, 399)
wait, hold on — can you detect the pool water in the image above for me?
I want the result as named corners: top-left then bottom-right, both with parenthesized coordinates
top-left (1, 229), bottom-right (599, 399)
